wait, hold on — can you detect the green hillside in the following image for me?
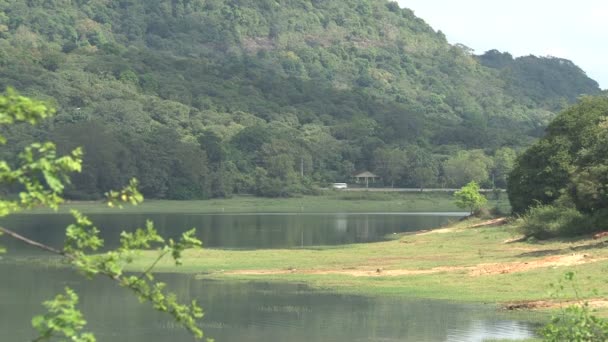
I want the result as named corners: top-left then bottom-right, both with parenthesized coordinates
top-left (0, 0), bottom-right (600, 199)
top-left (477, 50), bottom-right (599, 110)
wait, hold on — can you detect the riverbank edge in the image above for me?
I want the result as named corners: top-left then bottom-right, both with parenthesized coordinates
top-left (125, 217), bottom-right (608, 317)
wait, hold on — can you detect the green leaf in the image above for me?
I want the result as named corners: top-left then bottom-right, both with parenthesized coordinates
top-left (1, 91), bottom-right (205, 341)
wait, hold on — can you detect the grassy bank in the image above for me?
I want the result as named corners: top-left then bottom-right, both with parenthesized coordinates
top-left (131, 218), bottom-right (608, 312)
top-left (31, 191), bottom-right (510, 214)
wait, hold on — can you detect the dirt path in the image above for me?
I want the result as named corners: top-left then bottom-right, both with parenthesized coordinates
top-left (469, 217), bottom-right (508, 228)
top-left (224, 254), bottom-right (606, 277)
top-left (505, 299), bottom-right (608, 310)
top-left (417, 217), bottom-right (508, 236)
top-left (470, 254), bottom-right (603, 276)
top-left (227, 266), bottom-right (466, 277)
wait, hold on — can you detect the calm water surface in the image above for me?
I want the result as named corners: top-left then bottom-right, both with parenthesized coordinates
top-left (0, 212), bottom-right (465, 251)
top-left (0, 264), bottom-right (539, 342)
top-left (0, 212), bottom-right (540, 341)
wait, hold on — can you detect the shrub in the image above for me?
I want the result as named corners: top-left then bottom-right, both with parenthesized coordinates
top-left (541, 272), bottom-right (608, 341)
top-left (518, 204), bottom-right (586, 239)
top-left (541, 303), bottom-right (608, 341)
top-left (473, 207), bottom-right (492, 219)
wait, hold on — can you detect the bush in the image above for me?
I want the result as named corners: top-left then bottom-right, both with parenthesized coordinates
top-left (473, 207), bottom-right (492, 219)
top-left (518, 204), bottom-right (586, 239)
top-left (541, 303), bottom-right (608, 341)
top-left (541, 272), bottom-right (608, 341)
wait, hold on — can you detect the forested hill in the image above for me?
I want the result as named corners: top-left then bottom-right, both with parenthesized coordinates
top-left (477, 50), bottom-right (600, 109)
top-left (0, 0), bottom-right (601, 199)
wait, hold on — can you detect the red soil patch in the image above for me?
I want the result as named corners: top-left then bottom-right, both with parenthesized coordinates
top-left (593, 231), bottom-right (608, 239)
top-left (469, 217), bottom-right (509, 228)
top-left (505, 299), bottom-right (608, 310)
top-left (470, 254), bottom-right (604, 276)
top-left (224, 254), bottom-right (605, 278)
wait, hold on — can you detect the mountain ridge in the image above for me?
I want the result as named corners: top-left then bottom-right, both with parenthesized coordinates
top-left (0, 0), bottom-right (600, 198)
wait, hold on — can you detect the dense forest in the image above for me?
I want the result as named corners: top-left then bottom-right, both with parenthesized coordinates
top-left (0, 0), bottom-right (601, 199)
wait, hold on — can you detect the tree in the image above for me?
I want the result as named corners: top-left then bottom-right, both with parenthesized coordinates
top-left (507, 137), bottom-right (572, 214)
top-left (373, 147), bottom-right (406, 188)
top-left (0, 89), bottom-right (207, 341)
top-left (454, 181), bottom-right (487, 215)
top-left (491, 147), bottom-right (516, 189)
top-left (443, 150), bottom-right (493, 187)
top-left (405, 146), bottom-right (439, 190)
top-left (50, 121), bottom-right (135, 199)
top-left (508, 96), bottom-right (608, 215)
top-left (569, 116), bottom-right (608, 216)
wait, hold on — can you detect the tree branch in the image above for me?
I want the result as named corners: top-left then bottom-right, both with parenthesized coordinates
top-left (138, 249), bottom-right (170, 282)
top-left (1, 225), bottom-right (203, 339)
top-left (0, 226), bottom-right (67, 257)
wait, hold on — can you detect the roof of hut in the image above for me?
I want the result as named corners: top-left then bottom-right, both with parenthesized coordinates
top-left (353, 171), bottom-right (379, 178)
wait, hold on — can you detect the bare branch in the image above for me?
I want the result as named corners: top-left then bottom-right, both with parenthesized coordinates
top-left (138, 249), bottom-right (170, 282)
top-left (1, 225), bottom-right (202, 338)
top-left (0, 226), bottom-right (67, 257)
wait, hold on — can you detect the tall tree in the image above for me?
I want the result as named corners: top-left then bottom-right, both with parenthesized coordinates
top-left (374, 147), bottom-right (406, 188)
top-left (443, 150), bottom-right (493, 188)
top-left (491, 147), bottom-right (517, 188)
top-left (508, 96), bottom-right (608, 215)
top-left (405, 146), bottom-right (439, 189)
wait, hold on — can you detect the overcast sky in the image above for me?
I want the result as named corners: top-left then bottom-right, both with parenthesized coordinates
top-left (399, 1), bottom-right (608, 89)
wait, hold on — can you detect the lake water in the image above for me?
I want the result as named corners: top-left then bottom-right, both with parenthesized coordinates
top-left (0, 212), bottom-right (465, 251)
top-left (0, 263), bottom-right (539, 342)
top-left (0, 212), bottom-right (540, 341)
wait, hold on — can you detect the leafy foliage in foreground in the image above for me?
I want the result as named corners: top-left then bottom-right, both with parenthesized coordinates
top-left (32, 288), bottom-right (95, 342)
top-left (0, 90), bottom-right (207, 341)
top-left (542, 304), bottom-right (608, 341)
top-left (541, 272), bottom-right (608, 342)
top-left (0, 0), bottom-right (600, 198)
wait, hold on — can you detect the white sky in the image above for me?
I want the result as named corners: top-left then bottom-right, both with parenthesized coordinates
top-left (399, 0), bottom-right (608, 89)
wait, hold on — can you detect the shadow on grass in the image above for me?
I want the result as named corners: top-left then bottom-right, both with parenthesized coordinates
top-left (515, 239), bottom-right (608, 258)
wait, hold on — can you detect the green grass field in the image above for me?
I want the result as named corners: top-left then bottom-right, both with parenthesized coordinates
top-left (30, 191), bottom-right (511, 214)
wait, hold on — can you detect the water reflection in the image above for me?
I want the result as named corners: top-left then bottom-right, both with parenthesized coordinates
top-left (334, 213), bottom-right (348, 232)
top-left (0, 212), bottom-right (464, 251)
top-left (0, 264), bottom-right (539, 342)
top-left (448, 320), bottom-right (535, 342)
top-left (0, 212), bottom-right (541, 341)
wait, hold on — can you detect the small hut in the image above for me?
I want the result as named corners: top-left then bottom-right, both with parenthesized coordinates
top-left (353, 171), bottom-right (380, 188)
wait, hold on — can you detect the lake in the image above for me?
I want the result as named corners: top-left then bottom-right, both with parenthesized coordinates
top-left (0, 212), bottom-right (540, 341)
top-left (0, 212), bottom-right (465, 251)
top-left (0, 263), bottom-right (539, 342)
